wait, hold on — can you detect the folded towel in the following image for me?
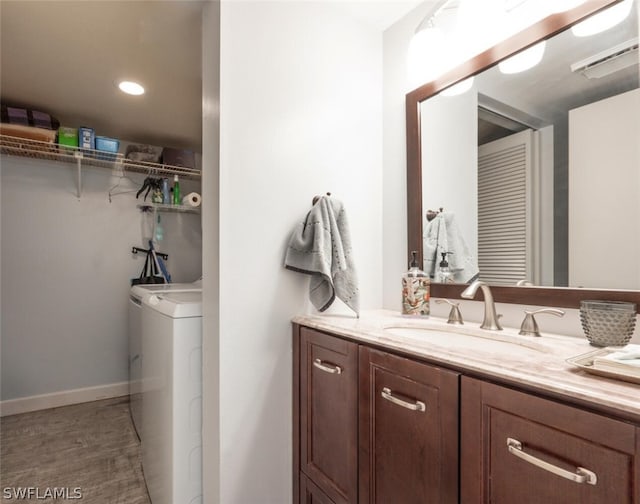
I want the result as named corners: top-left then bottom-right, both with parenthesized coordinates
top-left (592, 344), bottom-right (640, 378)
top-left (423, 212), bottom-right (479, 283)
top-left (284, 196), bottom-right (360, 317)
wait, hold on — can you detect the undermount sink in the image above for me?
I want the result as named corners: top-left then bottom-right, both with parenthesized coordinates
top-left (382, 323), bottom-right (550, 356)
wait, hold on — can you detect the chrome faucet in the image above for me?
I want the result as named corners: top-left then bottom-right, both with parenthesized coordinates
top-left (460, 280), bottom-right (502, 330)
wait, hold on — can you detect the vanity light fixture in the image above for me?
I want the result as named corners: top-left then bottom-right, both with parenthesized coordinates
top-left (407, 0), bottom-right (454, 86)
top-left (571, 0), bottom-right (633, 37)
top-left (117, 80), bottom-right (145, 96)
top-left (547, 0), bottom-right (586, 13)
top-left (440, 76), bottom-right (474, 96)
top-left (504, 0), bottom-right (528, 12)
top-left (498, 40), bottom-right (546, 74)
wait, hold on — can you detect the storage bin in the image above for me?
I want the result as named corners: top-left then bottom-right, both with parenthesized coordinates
top-left (161, 147), bottom-right (195, 169)
top-left (95, 136), bottom-right (120, 161)
top-left (58, 127), bottom-right (78, 147)
top-left (1, 105), bottom-right (59, 130)
top-left (125, 143), bottom-right (162, 163)
top-left (79, 127), bottom-right (95, 150)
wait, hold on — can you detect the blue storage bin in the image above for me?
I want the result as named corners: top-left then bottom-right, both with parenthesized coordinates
top-left (95, 136), bottom-right (119, 160)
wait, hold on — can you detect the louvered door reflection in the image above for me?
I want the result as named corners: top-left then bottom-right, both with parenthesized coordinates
top-left (477, 129), bottom-right (533, 285)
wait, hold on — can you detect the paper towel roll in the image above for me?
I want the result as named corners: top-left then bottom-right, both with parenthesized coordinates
top-left (182, 192), bottom-right (201, 207)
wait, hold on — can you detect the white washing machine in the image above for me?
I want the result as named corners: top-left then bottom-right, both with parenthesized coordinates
top-left (128, 279), bottom-right (201, 440)
top-left (141, 290), bottom-right (202, 504)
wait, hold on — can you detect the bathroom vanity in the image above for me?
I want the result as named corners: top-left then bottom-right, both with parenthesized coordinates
top-left (292, 311), bottom-right (640, 504)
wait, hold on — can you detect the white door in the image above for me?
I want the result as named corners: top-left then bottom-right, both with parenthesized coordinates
top-left (478, 129), bottom-right (534, 286)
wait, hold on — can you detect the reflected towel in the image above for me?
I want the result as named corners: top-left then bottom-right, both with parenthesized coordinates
top-left (423, 212), bottom-right (479, 283)
top-left (284, 196), bottom-right (360, 316)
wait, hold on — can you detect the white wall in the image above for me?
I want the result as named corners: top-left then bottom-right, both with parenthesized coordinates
top-left (569, 88), bottom-right (640, 289)
top-left (219, 2), bottom-right (382, 502)
top-left (421, 90), bottom-right (478, 262)
top-left (201, 0), bottom-right (221, 502)
top-left (1, 157), bottom-right (202, 401)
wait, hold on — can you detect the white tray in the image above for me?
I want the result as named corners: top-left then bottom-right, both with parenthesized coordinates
top-left (567, 348), bottom-right (640, 385)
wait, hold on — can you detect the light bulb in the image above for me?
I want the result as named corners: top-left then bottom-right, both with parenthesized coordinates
top-left (571, 0), bottom-right (633, 37)
top-left (407, 25), bottom-right (446, 88)
top-left (498, 40), bottom-right (546, 74)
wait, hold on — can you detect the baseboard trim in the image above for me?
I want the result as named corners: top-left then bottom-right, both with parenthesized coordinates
top-left (1, 382), bottom-right (129, 417)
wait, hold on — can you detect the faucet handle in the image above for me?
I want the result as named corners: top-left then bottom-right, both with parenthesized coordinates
top-left (435, 299), bottom-right (464, 325)
top-left (519, 308), bottom-right (565, 337)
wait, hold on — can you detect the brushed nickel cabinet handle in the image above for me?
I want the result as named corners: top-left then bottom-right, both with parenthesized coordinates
top-left (381, 387), bottom-right (426, 412)
top-left (313, 358), bottom-right (342, 375)
top-left (506, 438), bottom-right (597, 485)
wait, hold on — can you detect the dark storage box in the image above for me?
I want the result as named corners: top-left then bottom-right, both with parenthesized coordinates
top-left (162, 147), bottom-right (195, 169)
top-left (1, 105), bottom-right (59, 130)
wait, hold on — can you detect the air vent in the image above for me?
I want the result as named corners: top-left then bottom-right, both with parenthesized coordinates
top-left (570, 38), bottom-right (639, 79)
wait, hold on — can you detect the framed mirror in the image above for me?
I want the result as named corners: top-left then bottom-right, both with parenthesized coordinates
top-left (406, 0), bottom-right (640, 309)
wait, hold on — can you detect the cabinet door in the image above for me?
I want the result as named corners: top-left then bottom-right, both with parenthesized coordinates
top-left (300, 473), bottom-right (337, 504)
top-left (359, 347), bottom-right (459, 504)
top-left (461, 376), bottom-right (639, 504)
top-left (299, 327), bottom-right (358, 504)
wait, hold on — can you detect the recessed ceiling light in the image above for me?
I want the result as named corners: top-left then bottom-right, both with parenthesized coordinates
top-left (117, 80), bottom-right (145, 96)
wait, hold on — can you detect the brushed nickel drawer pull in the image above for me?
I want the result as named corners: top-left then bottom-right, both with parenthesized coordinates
top-left (381, 387), bottom-right (426, 412)
top-left (313, 358), bottom-right (342, 375)
top-left (506, 438), bottom-right (597, 485)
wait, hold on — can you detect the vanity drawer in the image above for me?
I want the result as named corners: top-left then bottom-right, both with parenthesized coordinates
top-left (461, 377), bottom-right (639, 504)
top-left (359, 347), bottom-right (459, 504)
top-left (299, 328), bottom-right (358, 504)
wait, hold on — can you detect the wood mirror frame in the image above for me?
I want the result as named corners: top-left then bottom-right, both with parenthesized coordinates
top-left (406, 0), bottom-right (640, 310)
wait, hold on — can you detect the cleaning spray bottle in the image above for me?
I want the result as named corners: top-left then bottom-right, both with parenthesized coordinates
top-left (172, 174), bottom-right (181, 205)
top-left (402, 251), bottom-right (430, 316)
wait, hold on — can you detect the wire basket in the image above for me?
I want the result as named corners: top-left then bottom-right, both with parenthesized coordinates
top-left (579, 300), bottom-right (637, 347)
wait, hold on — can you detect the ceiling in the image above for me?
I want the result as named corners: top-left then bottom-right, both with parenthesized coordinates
top-left (0, 0), bottom-right (421, 153)
top-left (475, 0), bottom-right (639, 143)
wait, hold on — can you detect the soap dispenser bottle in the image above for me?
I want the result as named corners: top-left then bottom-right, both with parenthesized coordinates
top-left (402, 251), bottom-right (430, 316)
top-left (438, 252), bottom-right (453, 283)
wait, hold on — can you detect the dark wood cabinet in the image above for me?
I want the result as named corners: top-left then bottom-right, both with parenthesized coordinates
top-left (297, 327), bottom-right (358, 504)
top-left (294, 324), bottom-right (640, 504)
top-left (300, 473), bottom-right (337, 504)
top-left (461, 376), bottom-right (640, 504)
top-left (294, 325), bottom-right (460, 504)
top-left (358, 347), bottom-right (459, 504)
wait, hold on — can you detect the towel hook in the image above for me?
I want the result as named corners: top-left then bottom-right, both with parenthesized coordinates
top-left (312, 192), bottom-right (332, 205)
top-left (426, 207), bottom-right (443, 222)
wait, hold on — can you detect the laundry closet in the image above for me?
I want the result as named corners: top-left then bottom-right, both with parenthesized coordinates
top-left (1, 2), bottom-right (205, 502)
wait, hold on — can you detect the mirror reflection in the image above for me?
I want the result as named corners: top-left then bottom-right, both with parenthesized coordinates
top-left (420, 0), bottom-right (639, 289)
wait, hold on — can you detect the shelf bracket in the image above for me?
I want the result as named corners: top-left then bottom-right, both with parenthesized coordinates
top-left (74, 150), bottom-right (83, 199)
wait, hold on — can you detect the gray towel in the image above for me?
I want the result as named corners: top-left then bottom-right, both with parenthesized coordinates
top-left (284, 196), bottom-right (360, 317)
top-left (423, 211), bottom-right (479, 283)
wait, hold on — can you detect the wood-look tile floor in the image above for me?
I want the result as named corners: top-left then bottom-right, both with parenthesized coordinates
top-left (1, 396), bottom-right (151, 503)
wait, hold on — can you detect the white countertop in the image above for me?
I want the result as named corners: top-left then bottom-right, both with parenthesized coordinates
top-left (293, 309), bottom-right (640, 421)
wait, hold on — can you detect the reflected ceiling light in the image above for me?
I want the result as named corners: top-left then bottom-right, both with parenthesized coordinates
top-left (117, 80), bottom-right (145, 96)
top-left (440, 76), bottom-right (475, 96)
top-left (498, 40), bottom-right (546, 74)
top-left (571, 0), bottom-right (633, 37)
top-left (548, 0), bottom-right (586, 13)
